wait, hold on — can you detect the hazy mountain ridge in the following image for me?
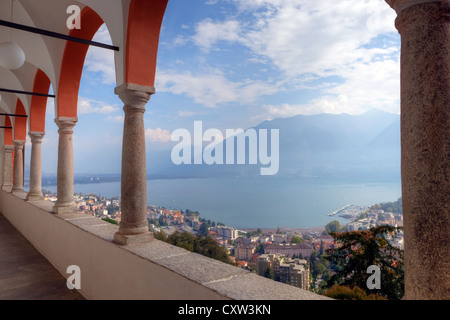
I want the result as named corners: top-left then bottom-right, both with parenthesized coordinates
top-left (36, 109), bottom-right (401, 184)
top-left (151, 109), bottom-right (401, 179)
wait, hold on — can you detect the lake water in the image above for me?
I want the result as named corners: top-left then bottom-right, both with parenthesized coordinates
top-left (43, 177), bottom-right (401, 229)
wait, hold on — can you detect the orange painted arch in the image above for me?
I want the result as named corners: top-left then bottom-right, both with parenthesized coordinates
top-left (126, 0), bottom-right (168, 87)
top-left (57, 7), bottom-right (103, 118)
top-left (30, 69), bottom-right (51, 132)
top-left (3, 117), bottom-right (13, 146)
top-left (14, 99), bottom-right (27, 141)
top-left (57, 1), bottom-right (168, 118)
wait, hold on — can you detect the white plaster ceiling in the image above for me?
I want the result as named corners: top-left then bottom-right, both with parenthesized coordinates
top-left (0, 0), bottom-right (126, 122)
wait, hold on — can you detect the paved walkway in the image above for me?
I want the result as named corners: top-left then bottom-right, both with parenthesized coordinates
top-left (0, 213), bottom-right (84, 300)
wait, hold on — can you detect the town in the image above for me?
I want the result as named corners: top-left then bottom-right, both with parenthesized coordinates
top-left (42, 190), bottom-right (404, 293)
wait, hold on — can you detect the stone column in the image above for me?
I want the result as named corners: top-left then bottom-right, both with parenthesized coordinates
top-left (26, 132), bottom-right (45, 201)
top-left (113, 83), bottom-right (155, 245)
top-left (11, 140), bottom-right (25, 194)
top-left (2, 145), bottom-right (14, 190)
top-left (386, 0), bottom-right (450, 300)
top-left (53, 117), bottom-right (77, 214)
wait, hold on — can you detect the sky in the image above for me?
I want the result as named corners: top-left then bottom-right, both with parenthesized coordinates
top-left (29, 0), bottom-right (401, 175)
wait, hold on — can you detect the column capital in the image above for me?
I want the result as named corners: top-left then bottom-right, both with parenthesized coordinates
top-left (115, 83), bottom-right (155, 111)
top-left (4, 145), bottom-right (14, 152)
top-left (386, 0), bottom-right (450, 14)
top-left (29, 131), bottom-right (45, 144)
top-left (13, 140), bottom-right (26, 148)
top-left (55, 117), bottom-right (78, 134)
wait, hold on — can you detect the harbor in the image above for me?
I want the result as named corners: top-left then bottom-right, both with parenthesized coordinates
top-left (327, 204), bottom-right (369, 219)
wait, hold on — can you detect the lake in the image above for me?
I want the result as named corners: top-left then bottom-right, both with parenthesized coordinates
top-left (42, 176), bottom-right (401, 229)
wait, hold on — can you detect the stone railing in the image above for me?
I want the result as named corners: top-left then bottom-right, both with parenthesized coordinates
top-left (0, 190), bottom-right (329, 300)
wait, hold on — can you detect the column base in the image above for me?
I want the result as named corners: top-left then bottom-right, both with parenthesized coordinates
top-left (113, 231), bottom-right (154, 246)
top-left (2, 185), bottom-right (12, 192)
top-left (26, 192), bottom-right (44, 202)
top-left (53, 202), bottom-right (77, 214)
top-left (11, 188), bottom-right (25, 195)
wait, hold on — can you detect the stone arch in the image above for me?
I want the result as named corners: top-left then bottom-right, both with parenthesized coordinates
top-left (125, 0), bottom-right (168, 87)
top-left (3, 117), bottom-right (13, 146)
top-left (13, 99), bottom-right (27, 142)
top-left (57, 6), bottom-right (104, 118)
top-left (29, 69), bottom-right (51, 133)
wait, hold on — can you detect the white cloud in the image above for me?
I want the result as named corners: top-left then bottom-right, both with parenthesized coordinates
top-left (204, 0), bottom-right (398, 79)
top-left (78, 97), bottom-right (118, 115)
top-left (145, 128), bottom-right (172, 143)
top-left (188, 1), bottom-right (399, 114)
top-left (156, 70), bottom-right (238, 108)
top-left (107, 115), bottom-right (124, 123)
top-left (84, 24), bottom-right (116, 85)
top-left (254, 96), bottom-right (357, 122)
top-left (192, 19), bottom-right (241, 52)
top-left (156, 69), bottom-right (279, 108)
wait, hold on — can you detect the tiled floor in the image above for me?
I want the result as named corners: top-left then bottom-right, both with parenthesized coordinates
top-left (0, 213), bottom-right (84, 300)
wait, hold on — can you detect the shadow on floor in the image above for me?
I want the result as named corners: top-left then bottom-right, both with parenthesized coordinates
top-left (0, 213), bottom-right (85, 300)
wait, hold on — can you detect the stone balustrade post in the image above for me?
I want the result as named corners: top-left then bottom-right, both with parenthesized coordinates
top-left (113, 83), bottom-right (155, 245)
top-left (386, 0), bottom-right (450, 300)
top-left (26, 132), bottom-right (45, 201)
top-left (53, 117), bottom-right (77, 214)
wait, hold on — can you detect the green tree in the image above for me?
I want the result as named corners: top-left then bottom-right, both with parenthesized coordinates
top-left (159, 231), bottom-right (233, 265)
top-left (291, 235), bottom-right (303, 244)
top-left (194, 235), bottom-right (232, 264)
top-left (324, 285), bottom-right (386, 300)
top-left (319, 241), bottom-right (325, 256)
top-left (101, 217), bottom-right (118, 225)
top-left (255, 243), bottom-right (265, 254)
top-left (154, 230), bottom-right (167, 241)
top-left (324, 220), bottom-right (341, 234)
top-left (324, 225), bottom-right (404, 300)
top-left (263, 265), bottom-right (274, 280)
top-left (158, 215), bottom-right (167, 226)
top-left (199, 223), bottom-right (209, 237)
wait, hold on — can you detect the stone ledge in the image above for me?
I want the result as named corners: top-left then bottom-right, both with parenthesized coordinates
top-left (0, 190), bottom-right (330, 300)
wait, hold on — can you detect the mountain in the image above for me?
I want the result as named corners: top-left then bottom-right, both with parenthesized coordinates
top-left (148, 109), bottom-right (401, 179)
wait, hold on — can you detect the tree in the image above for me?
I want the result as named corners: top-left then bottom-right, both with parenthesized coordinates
top-left (263, 265), bottom-right (274, 280)
top-left (323, 285), bottom-right (386, 300)
top-left (255, 243), bottom-right (265, 254)
top-left (276, 227), bottom-right (283, 234)
top-left (324, 225), bottom-right (404, 300)
top-left (291, 235), bottom-right (303, 244)
top-left (195, 235), bottom-right (232, 264)
top-left (101, 217), bottom-right (118, 225)
top-left (324, 220), bottom-right (341, 235)
top-left (199, 223), bottom-right (209, 237)
top-left (158, 215), bottom-right (167, 226)
top-left (159, 231), bottom-right (233, 265)
top-left (319, 241), bottom-right (325, 256)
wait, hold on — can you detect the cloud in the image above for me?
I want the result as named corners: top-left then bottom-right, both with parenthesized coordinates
top-left (84, 24), bottom-right (116, 85)
top-left (253, 97), bottom-right (354, 122)
top-left (156, 69), bottom-right (279, 108)
top-left (156, 70), bottom-right (238, 108)
top-left (185, 0), bottom-right (400, 116)
top-left (78, 97), bottom-right (119, 115)
top-left (145, 128), bottom-right (172, 143)
top-left (107, 115), bottom-right (124, 123)
top-left (198, 0), bottom-right (397, 77)
top-left (192, 19), bottom-right (241, 52)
